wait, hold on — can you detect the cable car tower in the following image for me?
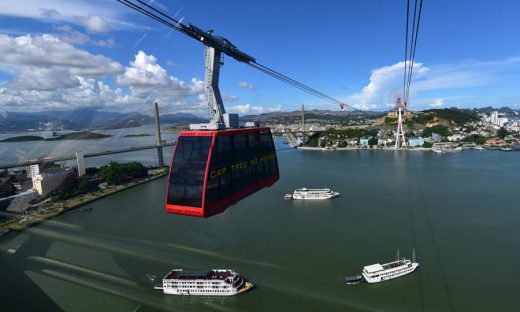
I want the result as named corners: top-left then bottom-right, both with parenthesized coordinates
top-left (180, 23), bottom-right (257, 130)
top-left (394, 96), bottom-right (407, 149)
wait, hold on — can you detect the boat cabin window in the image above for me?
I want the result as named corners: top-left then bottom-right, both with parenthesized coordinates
top-left (167, 136), bottom-right (212, 207)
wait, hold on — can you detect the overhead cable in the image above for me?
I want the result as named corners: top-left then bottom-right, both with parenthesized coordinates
top-left (117, 0), bottom-right (353, 110)
top-left (403, 0), bottom-right (424, 105)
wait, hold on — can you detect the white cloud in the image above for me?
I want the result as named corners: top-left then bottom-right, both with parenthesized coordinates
top-left (116, 51), bottom-right (205, 100)
top-left (117, 51), bottom-right (170, 87)
top-left (9, 67), bottom-right (80, 90)
top-left (347, 61), bottom-right (429, 110)
top-left (0, 0), bottom-right (147, 33)
top-left (238, 81), bottom-right (256, 90)
top-left (55, 25), bottom-right (115, 47)
top-left (222, 94), bottom-right (238, 101)
top-left (0, 1), bottom-right (124, 27)
top-left (430, 98), bottom-right (444, 108)
top-left (268, 104), bottom-right (282, 112)
top-left (0, 36), bottom-right (206, 113)
top-left (347, 57), bottom-right (520, 110)
top-left (0, 34), bottom-right (122, 76)
top-left (227, 103), bottom-right (264, 115)
top-left (73, 15), bottom-right (109, 33)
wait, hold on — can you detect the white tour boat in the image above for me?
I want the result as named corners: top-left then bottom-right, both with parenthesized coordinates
top-left (291, 188), bottom-right (339, 200)
top-left (361, 250), bottom-right (419, 283)
top-left (154, 269), bottom-right (253, 296)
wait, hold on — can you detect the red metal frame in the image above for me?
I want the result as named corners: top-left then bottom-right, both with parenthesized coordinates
top-left (165, 127), bottom-right (279, 218)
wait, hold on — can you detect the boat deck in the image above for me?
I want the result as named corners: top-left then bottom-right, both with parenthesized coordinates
top-left (381, 260), bottom-right (406, 270)
top-left (165, 269), bottom-right (234, 280)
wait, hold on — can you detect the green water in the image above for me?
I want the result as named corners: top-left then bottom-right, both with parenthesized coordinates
top-left (1, 149), bottom-right (519, 311)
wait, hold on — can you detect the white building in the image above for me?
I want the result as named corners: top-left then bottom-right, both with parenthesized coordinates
top-left (506, 120), bottom-right (520, 132)
top-left (447, 134), bottom-right (464, 142)
top-left (497, 117), bottom-right (509, 128)
top-left (27, 164), bottom-right (40, 178)
top-left (76, 151), bottom-right (86, 177)
top-left (484, 111), bottom-right (509, 127)
top-left (490, 111), bottom-right (499, 125)
top-left (408, 137), bottom-right (425, 147)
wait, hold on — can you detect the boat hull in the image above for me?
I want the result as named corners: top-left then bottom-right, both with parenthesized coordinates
top-left (292, 192), bottom-right (339, 200)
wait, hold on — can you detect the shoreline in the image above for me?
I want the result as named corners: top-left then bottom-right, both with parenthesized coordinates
top-left (0, 171), bottom-right (168, 235)
top-left (296, 146), bottom-right (516, 152)
top-left (297, 146), bottom-right (432, 152)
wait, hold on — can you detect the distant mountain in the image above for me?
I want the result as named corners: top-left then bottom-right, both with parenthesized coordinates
top-left (0, 108), bottom-right (207, 132)
top-left (0, 111), bottom-right (81, 132)
top-left (242, 109), bottom-right (382, 122)
top-left (161, 112), bottom-right (207, 124)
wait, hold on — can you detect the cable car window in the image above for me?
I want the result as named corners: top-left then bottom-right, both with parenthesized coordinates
top-left (167, 136), bottom-right (212, 207)
top-left (248, 132), bottom-right (260, 154)
top-left (213, 135), bottom-right (232, 165)
top-left (205, 174), bottom-right (220, 205)
top-left (233, 134), bottom-right (247, 160)
top-left (259, 132), bottom-right (272, 152)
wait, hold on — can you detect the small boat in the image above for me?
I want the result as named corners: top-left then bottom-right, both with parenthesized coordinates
top-left (292, 188), bottom-right (339, 200)
top-left (344, 275), bottom-right (364, 285)
top-left (156, 269), bottom-right (253, 296)
top-left (284, 194), bottom-right (293, 200)
top-left (362, 249), bottom-right (419, 283)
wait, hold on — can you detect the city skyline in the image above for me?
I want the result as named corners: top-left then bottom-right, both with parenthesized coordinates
top-left (1, 0), bottom-right (520, 116)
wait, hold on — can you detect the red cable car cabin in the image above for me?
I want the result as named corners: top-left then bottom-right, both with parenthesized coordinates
top-left (166, 127), bottom-right (279, 217)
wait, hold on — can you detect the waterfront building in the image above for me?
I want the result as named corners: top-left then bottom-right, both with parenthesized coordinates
top-left (408, 137), bottom-right (425, 147)
top-left (348, 139), bottom-right (358, 146)
top-left (447, 134), bottom-right (464, 142)
top-left (32, 170), bottom-right (74, 196)
top-left (360, 138), bottom-right (369, 146)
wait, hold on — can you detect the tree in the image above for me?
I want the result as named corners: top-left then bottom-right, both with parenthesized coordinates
top-left (50, 173), bottom-right (79, 202)
top-left (463, 134), bottom-right (487, 145)
top-left (423, 125), bottom-right (452, 138)
top-left (497, 127), bottom-right (509, 139)
top-left (98, 162), bottom-right (148, 185)
top-left (85, 167), bottom-right (99, 176)
top-left (99, 162), bottom-right (125, 185)
top-left (368, 137), bottom-right (378, 147)
top-left (422, 141), bottom-right (433, 148)
top-left (78, 176), bottom-right (98, 193)
top-left (0, 181), bottom-right (16, 198)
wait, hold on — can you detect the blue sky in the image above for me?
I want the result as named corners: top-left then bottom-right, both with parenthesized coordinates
top-left (0, 0), bottom-right (519, 115)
